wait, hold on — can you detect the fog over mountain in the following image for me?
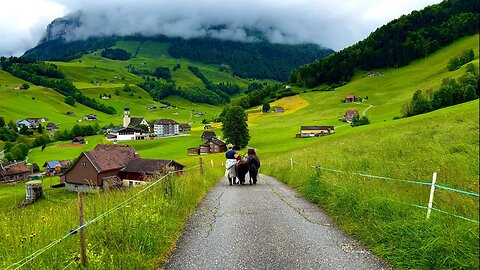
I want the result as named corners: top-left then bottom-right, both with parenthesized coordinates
top-left (1, 0), bottom-right (442, 56)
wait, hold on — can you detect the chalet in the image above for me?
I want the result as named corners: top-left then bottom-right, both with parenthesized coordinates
top-left (106, 127), bottom-right (147, 141)
top-left (201, 131), bottom-right (216, 142)
top-left (83, 114), bottom-right (97, 121)
top-left (344, 95), bottom-right (356, 102)
top-left (179, 124), bottom-right (191, 132)
top-left (62, 144), bottom-right (140, 192)
top-left (207, 138), bottom-right (227, 153)
top-left (274, 107), bottom-right (285, 113)
top-left (188, 147), bottom-right (200, 155)
top-left (46, 123), bottom-right (59, 132)
top-left (297, 126), bottom-right (335, 138)
top-left (154, 119), bottom-right (179, 136)
top-left (344, 110), bottom-right (359, 123)
top-left (72, 136), bottom-right (85, 144)
top-left (0, 162), bottom-right (30, 183)
top-left (199, 144), bottom-right (210, 155)
top-left (120, 159), bottom-right (185, 186)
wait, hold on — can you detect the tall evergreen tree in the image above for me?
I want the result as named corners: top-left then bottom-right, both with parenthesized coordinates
top-left (221, 106), bottom-right (250, 149)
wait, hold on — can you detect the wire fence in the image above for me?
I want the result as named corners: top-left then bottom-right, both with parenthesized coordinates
top-left (6, 162), bottom-right (205, 270)
top-left (289, 158), bottom-right (479, 223)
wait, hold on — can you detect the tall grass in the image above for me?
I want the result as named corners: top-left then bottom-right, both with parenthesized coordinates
top-left (0, 165), bottom-right (223, 269)
top-left (262, 101), bottom-right (479, 269)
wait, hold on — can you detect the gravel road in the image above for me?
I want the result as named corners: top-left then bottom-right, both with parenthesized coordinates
top-left (162, 174), bottom-right (390, 270)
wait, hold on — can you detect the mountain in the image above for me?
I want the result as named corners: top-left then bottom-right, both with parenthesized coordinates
top-left (290, 0), bottom-right (479, 88)
top-left (22, 13), bottom-right (334, 81)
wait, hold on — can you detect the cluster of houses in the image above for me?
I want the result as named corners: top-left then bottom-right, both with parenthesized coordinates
top-left (15, 118), bottom-right (59, 134)
top-left (105, 106), bottom-right (191, 142)
top-left (343, 94), bottom-right (366, 103)
top-left (0, 159), bottom-right (72, 183)
top-left (60, 144), bottom-right (184, 192)
top-left (188, 131), bottom-right (227, 155)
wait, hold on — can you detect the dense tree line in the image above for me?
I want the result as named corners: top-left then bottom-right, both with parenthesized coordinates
top-left (171, 39), bottom-right (332, 81)
top-left (137, 78), bottom-right (227, 105)
top-left (447, 49), bottom-right (475, 71)
top-left (187, 66), bottom-right (233, 102)
top-left (234, 84), bottom-right (283, 109)
top-left (0, 57), bottom-right (116, 115)
top-left (128, 66), bottom-right (172, 82)
top-left (291, 0), bottom-right (479, 88)
top-left (402, 63), bottom-right (478, 117)
top-left (101, 48), bottom-right (132, 60)
top-left (53, 124), bottom-right (100, 141)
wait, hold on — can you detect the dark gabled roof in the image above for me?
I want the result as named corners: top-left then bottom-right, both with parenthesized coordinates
top-left (179, 124), bottom-right (191, 129)
top-left (46, 123), bottom-right (58, 130)
top-left (129, 117), bottom-right (146, 126)
top-left (300, 126), bottom-right (335, 131)
top-left (117, 127), bottom-right (142, 133)
top-left (202, 131), bottom-right (216, 137)
top-left (154, 119), bottom-right (178, 125)
top-left (84, 144), bottom-right (139, 173)
top-left (72, 136), bottom-right (84, 142)
top-left (2, 162), bottom-right (30, 176)
top-left (121, 159), bottom-right (184, 174)
top-left (208, 137), bottom-right (226, 146)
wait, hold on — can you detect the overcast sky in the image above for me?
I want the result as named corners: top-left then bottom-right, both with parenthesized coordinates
top-left (0, 0), bottom-right (442, 56)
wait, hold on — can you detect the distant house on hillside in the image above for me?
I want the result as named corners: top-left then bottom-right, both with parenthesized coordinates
top-left (296, 126), bottom-right (335, 138)
top-left (344, 95), bottom-right (356, 102)
top-left (83, 114), bottom-right (97, 121)
top-left (72, 136), bottom-right (85, 144)
top-left (179, 124), bottom-right (191, 132)
top-left (274, 107), bottom-right (285, 113)
top-left (153, 119), bottom-right (179, 136)
top-left (43, 160), bottom-right (70, 176)
top-left (16, 118), bottom-right (48, 131)
top-left (188, 147), bottom-right (200, 155)
top-left (201, 131), bottom-right (216, 142)
top-left (46, 123), bottom-right (59, 132)
top-left (344, 110), bottom-right (359, 123)
top-left (206, 138), bottom-right (227, 153)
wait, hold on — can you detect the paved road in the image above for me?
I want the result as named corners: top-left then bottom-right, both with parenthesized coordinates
top-left (162, 174), bottom-right (390, 270)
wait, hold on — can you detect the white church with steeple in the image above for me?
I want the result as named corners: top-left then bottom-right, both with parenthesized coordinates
top-left (123, 105), bottom-right (149, 129)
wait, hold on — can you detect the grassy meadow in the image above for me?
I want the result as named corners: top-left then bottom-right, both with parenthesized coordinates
top-left (0, 34), bottom-right (478, 269)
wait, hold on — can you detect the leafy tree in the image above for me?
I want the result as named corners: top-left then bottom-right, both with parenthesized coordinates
top-left (101, 48), bottom-right (131, 60)
top-left (221, 106), bottom-right (250, 149)
top-left (37, 123), bottom-right (43, 134)
top-left (0, 116), bottom-right (5, 127)
top-left (411, 89), bottom-right (431, 115)
top-left (65, 95), bottom-right (76, 106)
top-left (21, 83), bottom-right (30, 89)
top-left (7, 120), bottom-right (16, 130)
top-left (262, 102), bottom-right (270, 112)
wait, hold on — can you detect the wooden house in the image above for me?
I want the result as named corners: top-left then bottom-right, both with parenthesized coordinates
top-left (72, 136), bottom-right (85, 144)
top-left (199, 144), bottom-right (210, 155)
top-left (0, 162), bottom-right (30, 183)
top-left (344, 110), bottom-right (359, 123)
top-left (201, 131), bottom-right (216, 142)
top-left (188, 147), bottom-right (200, 155)
top-left (344, 95), bottom-right (356, 102)
top-left (179, 124), bottom-right (191, 132)
top-left (62, 144), bottom-right (140, 192)
top-left (207, 138), bottom-right (227, 153)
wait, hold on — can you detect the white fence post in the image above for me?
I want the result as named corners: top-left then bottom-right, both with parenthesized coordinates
top-left (290, 158), bottom-right (293, 169)
top-left (426, 172), bottom-right (437, 219)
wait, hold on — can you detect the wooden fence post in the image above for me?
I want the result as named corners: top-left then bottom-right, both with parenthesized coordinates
top-left (78, 191), bottom-right (87, 267)
top-left (290, 158), bottom-right (293, 169)
top-left (199, 158), bottom-right (204, 175)
top-left (426, 172), bottom-right (437, 220)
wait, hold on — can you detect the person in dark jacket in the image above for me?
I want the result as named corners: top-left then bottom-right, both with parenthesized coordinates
top-left (246, 148), bottom-right (260, 185)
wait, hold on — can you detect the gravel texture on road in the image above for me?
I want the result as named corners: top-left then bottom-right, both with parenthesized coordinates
top-left (162, 174), bottom-right (390, 270)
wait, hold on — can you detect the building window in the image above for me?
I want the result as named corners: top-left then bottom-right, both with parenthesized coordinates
top-left (82, 162), bottom-right (87, 167)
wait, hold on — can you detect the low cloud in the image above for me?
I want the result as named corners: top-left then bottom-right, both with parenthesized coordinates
top-left (0, 0), bottom-right (442, 56)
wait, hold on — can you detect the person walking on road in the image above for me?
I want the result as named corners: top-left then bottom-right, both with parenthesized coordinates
top-left (225, 143), bottom-right (237, 185)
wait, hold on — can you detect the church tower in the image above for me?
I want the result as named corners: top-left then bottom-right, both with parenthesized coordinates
top-left (123, 105), bottom-right (130, 127)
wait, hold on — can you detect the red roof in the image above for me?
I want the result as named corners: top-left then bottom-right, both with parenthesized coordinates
top-left (345, 95), bottom-right (356, 99)
top-left (345, 110), bottom-right (359, 116)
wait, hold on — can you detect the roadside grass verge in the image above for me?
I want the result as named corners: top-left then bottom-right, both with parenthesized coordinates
top-left (0, 164), bottom-right (224, 269)
top-left (262, 100), bottom-right (479, 269)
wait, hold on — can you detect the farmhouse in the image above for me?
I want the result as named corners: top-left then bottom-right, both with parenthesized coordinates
top-left (297, 126), bottom-right (335, 138)
top-left (43, 160), bottom-right (70, 176)
top-left (16, 118), bottom-right (48, 130)
top-left (0, 161), bottom-right (30, 183)
top-left (207, 137), bottom-right (227, 153)
top-left (46, 123), bottom-right (59, 132)
top-left (153, 119), bottom-right (179, 136)
top-left (120, 159), bottom-right (185, 186)
top-left (62, 144), bottom-right (140, 192)
top-left (344, 95), bottom-right (356, 102)
top-left (72, 136), bottom-right (85, 144)
top-left (179, 124), bottom-right (191, 132)
top-left (188, 147), bottom-right (200, 155)
top-left (83, 114), bottom-right (97, 121)
top-left (344, 110), bottom-right (360, 123)
top-left (201, 131), bottom-right (216, 142)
